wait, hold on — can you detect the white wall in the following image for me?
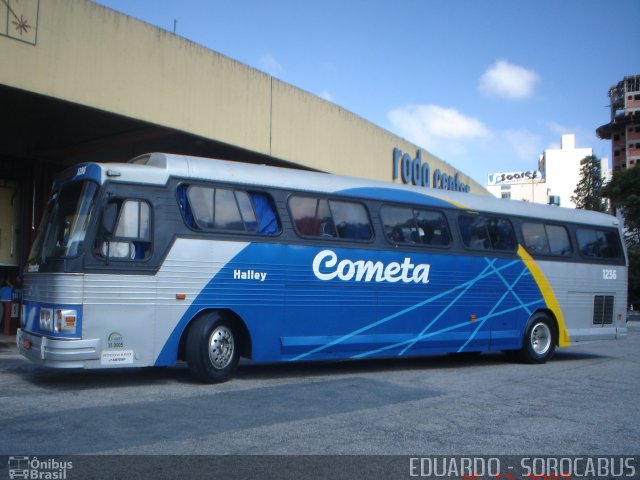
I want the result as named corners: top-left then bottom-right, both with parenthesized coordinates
top-left (487, 134), bottom-right (601, 208)
top-left (544, 134), bottom-right (593, 208)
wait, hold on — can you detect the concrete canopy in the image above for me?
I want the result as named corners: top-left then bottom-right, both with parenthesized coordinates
top-left (1, 0), bottom-right (484, 193)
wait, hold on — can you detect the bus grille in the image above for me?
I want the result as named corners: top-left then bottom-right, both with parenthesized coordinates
top-left (593, 295), bottom-right (614, 325)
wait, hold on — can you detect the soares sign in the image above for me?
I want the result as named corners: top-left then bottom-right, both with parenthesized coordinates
top-left (392, 148), bottom-right (471, 193)
top-left (487, 170), bottom-right (544, 186)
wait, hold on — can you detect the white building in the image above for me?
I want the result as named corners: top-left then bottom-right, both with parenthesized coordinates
top-left (487, 134), bottom-right (610, 208)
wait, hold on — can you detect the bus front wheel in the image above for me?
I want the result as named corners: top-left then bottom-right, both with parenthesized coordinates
top-left (515, 313), bottom-right (557, 364)
top-left (186, 313), bottom-right (240, 383)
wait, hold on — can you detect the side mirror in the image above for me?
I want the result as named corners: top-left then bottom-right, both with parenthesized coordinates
top-left (102, 203), bottom-right (118, 237)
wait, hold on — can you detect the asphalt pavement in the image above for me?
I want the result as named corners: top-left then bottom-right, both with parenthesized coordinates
top-left (1, 321), bottom-right (639, 456)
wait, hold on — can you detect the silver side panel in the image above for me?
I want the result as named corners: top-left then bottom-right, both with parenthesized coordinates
top-left (23, 273), bottom-right (84, 304)
top-left (21, 239), bottom-right (248, 369)
top-left (536, 260), bottom-right (628, 344)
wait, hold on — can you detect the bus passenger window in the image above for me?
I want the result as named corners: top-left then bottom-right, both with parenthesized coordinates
top-left (546, 225), bottom-right (571, 255)
top-left (487, 218), bottom-right (516, 251)
top-left (289, 196), bottom-right (329, 237)
top-left (522, 222), bottom-right (572, 256)
top-left (381, 206), bottom-right (449, 247)
top-left (577, 228), bottom-right (620, 259)
top-left (522, 222), bottom-right (549, 254)
top-left (380, 206), bottom-right (414, 244)
top-left (458, 215), bottom-right (490, 249)
top-left (214, 188), bottom-right (243, 230)
top-left (184, 185), bottom-right (280, 235)
top-left (414, 209), bottom-right (450, 246)
top-left (235, 191), bottom-right (257, 232)
top-left (98, 199), bottom-right (152, 261)
top-left (577, 229), bottom-right (599, 257)
top-left (329, 200), bottom-right (372, 240)
top-left (176, 185), bottom-right (195, 228)
top-left (596, 230), bottom-right (620, 258)
top-left (187, 186), bottom-right (214, 228)
top-left (249, 192), bottom-right (280, 235)
top-left (289, 195), bottom-right (372, 241)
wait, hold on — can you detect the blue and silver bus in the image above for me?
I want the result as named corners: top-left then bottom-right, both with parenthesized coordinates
top-left (17, 153), bottom-right (628, 382)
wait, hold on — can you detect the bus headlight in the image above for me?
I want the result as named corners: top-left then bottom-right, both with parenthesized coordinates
top-left (39, 308), bottom-right (53, 331)
top-left (39, 308), bottom-right (78, 334)
top-left (55, 309), bottom-right (78, 334)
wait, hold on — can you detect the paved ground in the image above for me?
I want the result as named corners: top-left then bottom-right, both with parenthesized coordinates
top-left (0, 323), bottom-right (639, 456)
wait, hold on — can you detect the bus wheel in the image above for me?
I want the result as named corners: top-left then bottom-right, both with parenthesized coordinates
top-left (186, 313), bottom-right (239, 383)
top-left (518, 313), bottom-right (556, 364)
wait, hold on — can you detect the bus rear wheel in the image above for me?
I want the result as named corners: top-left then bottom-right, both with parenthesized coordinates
top-left (514, 313), bottom-right (557, 364)
top-left (186, 312), bottom-right (240, 383)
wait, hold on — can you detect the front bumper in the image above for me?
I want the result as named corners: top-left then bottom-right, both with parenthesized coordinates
top-left (17, 329), bottom-right (101, 368)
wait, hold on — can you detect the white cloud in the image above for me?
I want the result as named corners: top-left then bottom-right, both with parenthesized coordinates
top-left (478, 60), bottom-right (539, 100)
top-left (546, 121), bottom-right (570, 137)
top-left (387, 104), bottom-right (492, 156)
top-left (502, 129), bottom-right (542, 160)
top-left (259, 53), bottom-right (283, 76)
top-left (387, 104), bottom-right (552, 185)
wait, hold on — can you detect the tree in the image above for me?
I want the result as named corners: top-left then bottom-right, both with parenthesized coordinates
top-left (571, 155), bottom-right (607, 212)
top-left (602, 166), bottom-right (640, 241)
top-left (602, 166), bottom-right (640, 308)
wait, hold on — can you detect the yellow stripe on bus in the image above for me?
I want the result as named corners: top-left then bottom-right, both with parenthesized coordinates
top-left (517, 245), bottom-right (571, 347)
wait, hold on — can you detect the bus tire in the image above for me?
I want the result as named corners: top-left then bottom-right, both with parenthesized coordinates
top-left (186, 312), bottom-right (239, 383)
top-left (517, 313), bottom-right (556, 364)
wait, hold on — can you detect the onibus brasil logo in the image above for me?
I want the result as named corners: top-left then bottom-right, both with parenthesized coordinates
top-left (8, 457), bottom-right (73, 479)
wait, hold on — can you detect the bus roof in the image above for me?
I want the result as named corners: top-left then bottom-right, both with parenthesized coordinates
top-left (97, 152), bottom-right (618, 229)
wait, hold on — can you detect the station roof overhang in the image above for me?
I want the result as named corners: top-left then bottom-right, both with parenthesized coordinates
top-left (0, 83), bottom-right (313, 172)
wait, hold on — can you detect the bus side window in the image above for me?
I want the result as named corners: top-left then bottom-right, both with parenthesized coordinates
top-left (289, 196), bottom-right (328, 237)
top-left (596, 230), bottom-right (620, 258)
top-left (380, 206), bottom-right (414, 244)
top-left (289, 195), bottom-right (372, 241)
top-left (487, 218), bottom-right (516, 251)
top-left (98, 199), bottom-right (152, 260)
top-left (458, 215), bottom-right (490, 250)
top-left (184, 185), bottom-right (280, 235)
top-left (249, 192), bottom-right (280, 235)
top-left (546, 225), bottom-right (571, 255)
top-left (414, 209), bottom-right (450, 246)
top-left (176, 185), bottom-right (195, 228)
top-left (523, 223), bottom-right (572, 256)
top-left (577, 228), bottom-right (600, 257)
top-left (522, 222), bottom-right (549, 254)
top-left (577, 228), bottom-right (620, 259)
top-left (187, 186), bottom-right (215, 228)
top-left (329, 200), bottom-right (373, 240)
top-left (214, 188), bottom-right (244, 230)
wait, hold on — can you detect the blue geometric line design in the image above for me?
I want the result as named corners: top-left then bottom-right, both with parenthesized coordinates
top-left (484, 258), bottom-right (532, 317)
top-left (351, 299), bottom-right (544, 359)
top-left (457, 266), bottom-right (530, 352)
top-left (398, 259), bottom-right (497, 356)
top-left (290, 258), bottom-right (522, 361)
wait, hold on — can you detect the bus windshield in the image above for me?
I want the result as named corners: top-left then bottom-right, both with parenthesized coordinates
top-left (28, 181), bottom-right (99, 262)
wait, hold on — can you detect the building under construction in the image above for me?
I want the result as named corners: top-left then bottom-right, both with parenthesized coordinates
top-left (597, 75), bottom-right (640, 170)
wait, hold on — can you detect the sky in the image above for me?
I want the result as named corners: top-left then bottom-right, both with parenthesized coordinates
top-left (93, 0), bottom-right (640, 186)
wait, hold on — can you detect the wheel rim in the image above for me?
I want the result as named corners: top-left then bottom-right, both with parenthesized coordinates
top-left (530, 321), bottom-right (551, 355)
top-left (208, 325), bottom-right (234, 369)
